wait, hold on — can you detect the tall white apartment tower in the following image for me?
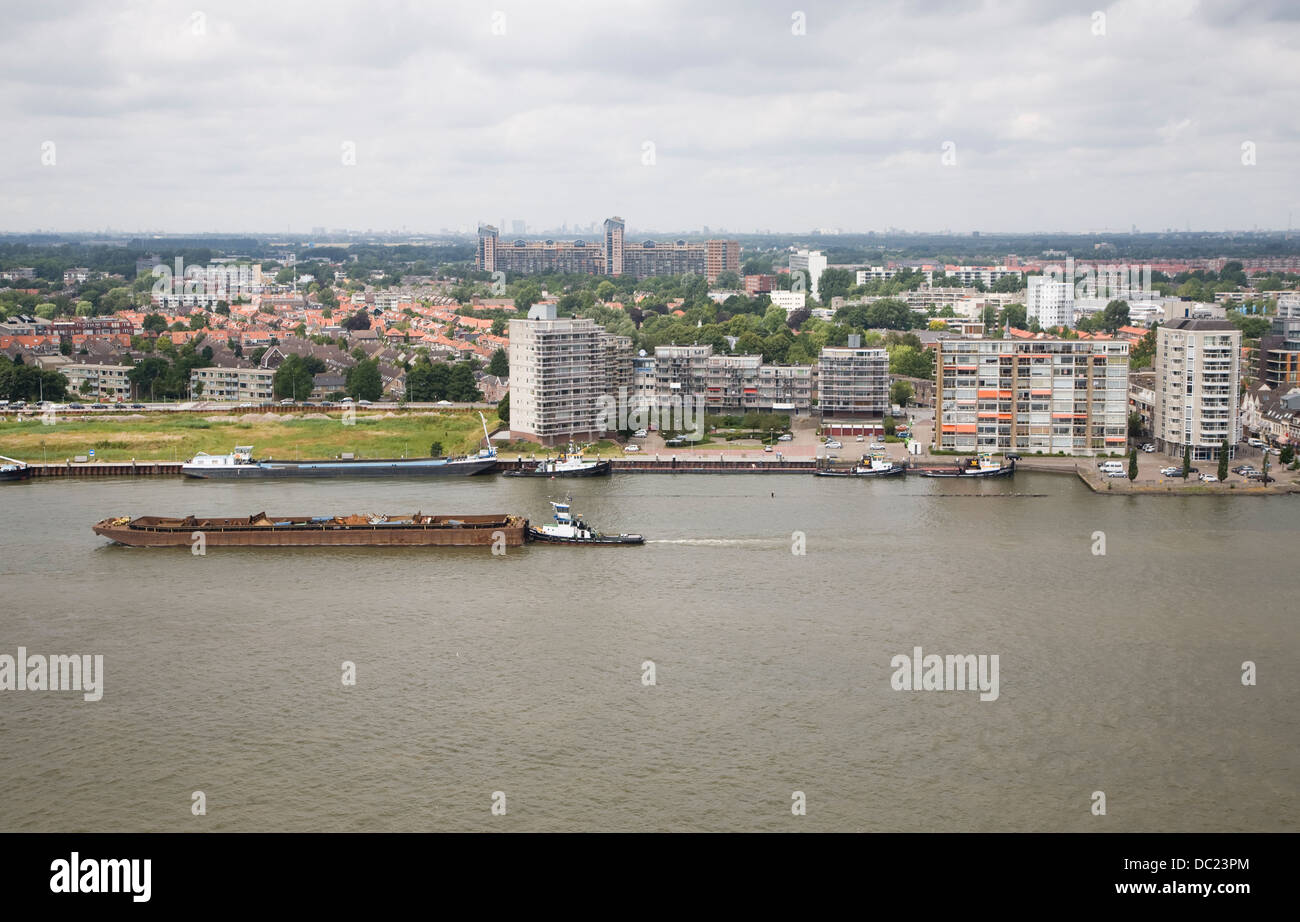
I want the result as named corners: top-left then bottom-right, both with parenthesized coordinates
top-left (509, 304), bottom-right (610, 445)
top-left (1152, 318), bottom-right (1242, 461)
top-left (1026, 276), bottom-right (1075, 329)
top-left (789, 249), bottom-right (828, 302)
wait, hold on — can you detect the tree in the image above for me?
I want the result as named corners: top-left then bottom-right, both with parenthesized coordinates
top-left (1101, 299), bottom-right (1130, 333)
top-left (883, 415), bottom-right (897, 437)
top-left (1128, 412), bottom-right (1144, 437)
top-left (1182, 444), bottom-right (1192, 480)
top-left (273, 354), bottom-right (325, 400)
top-left (490, 317), bottom-right (507, 336)
top-left (143, 313), bottom-right (168, 333)
top-left (487, 348), bottom-right (508, 377)
top-left (496, 392), bottom-right (509, 425)
top-left (816, 268), bottom-right (855, 303)
top-left (1218, 440), bottom-right (1229, 482)
top-left (345, 359), bottom-right (383, 401)
top-left (342, 310), bottom-right (371, 331)
top-left (1280, 444), bottom-right (1295, 465)
top-left (75, 300), bottom-right (94, 317)
top-left (889, 345), bottom-right (934, 380)
top-left (446, 362), bottom-right (482, 402)
top-left (1128, 448), bottom-right (1138, 481)
top-left (429, 441), bottom-right (444, 457)
top-left (891, 380), bottom-right (914, 408)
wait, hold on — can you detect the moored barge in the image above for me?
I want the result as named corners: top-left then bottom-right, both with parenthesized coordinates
top-left (0, 455), bottom-right (32, 483)
top-left (93, 512), bottom-right (528, 547)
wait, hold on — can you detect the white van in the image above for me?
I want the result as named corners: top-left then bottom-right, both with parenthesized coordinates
top-left (1099, 461), bottom-right (1127, 476)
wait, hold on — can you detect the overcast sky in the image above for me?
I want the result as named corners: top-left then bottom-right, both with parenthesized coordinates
top-left (2, 0), bottom-right (1297, 235)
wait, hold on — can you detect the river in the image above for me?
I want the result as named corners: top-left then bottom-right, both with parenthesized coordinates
top-left (0, 472), bottom-right (1295, 831)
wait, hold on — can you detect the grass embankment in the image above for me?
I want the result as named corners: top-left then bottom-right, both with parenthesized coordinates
top-left (0, 412), bottom-right (500, 463)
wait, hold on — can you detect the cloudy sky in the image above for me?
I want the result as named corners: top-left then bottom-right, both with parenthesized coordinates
top-left (2, 0), bottom-right (1297, 235)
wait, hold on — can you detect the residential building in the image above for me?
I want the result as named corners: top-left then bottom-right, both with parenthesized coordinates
top-left (1258, 316), bottom-right (1300, 388)
top-left (769, 290), bottom-right (806, 312)
top-left (653, 344), bottom-right (712, 405)
top-left (1151, 318), bottom-right (1242, 461)
top-left (703, 354), bottom-right (762, 412)
top-left (744, 274), bottom-right (777, 294)
top-left (757, 363), bottom-right (813, 413)
top-left (478, 216), bottom-right (738, 280)
top-left (789, 249), bottom-right (827, 300)
top-left (190, 365), bottom-right (275, 402)
top-left (817, 339), bottom-right (890, 420)
top-left (64, 362), bottom-right (132, 401)
top-left (935, 338), bottom-right (1131, 455)
top-left (1026, 276), bottom-right (1075, 329)
top-left (508, 305), bottom-right (613, 445)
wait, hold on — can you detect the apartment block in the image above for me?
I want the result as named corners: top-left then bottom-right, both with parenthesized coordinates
top-left (478, 217), bottom-right (738, 280)
top-left (654, 344), bottom-right (713, 405)
top-left (935, 339), bottom-right (1131, 455)
top-left (1026, 276), bottom-right (1075, 329)
top-left (758, 364), bottom-right (813, 413)
top-left (64, 362), bottom-right (132, 400)
top-left (1152, 319), bottom-right (1242, 460)
top-left (1259, 317), bottom-right (1300, 388)
top-left (703, 354), bottom-right (762, 412)
top-left (817, 343), bottom-right (889, 420)
top-left (509, 306), bottom-right (617, 445)
top-left (190, 365), bottom-right (275, 402)
top-left (789, 249), bottom-right (827, 300)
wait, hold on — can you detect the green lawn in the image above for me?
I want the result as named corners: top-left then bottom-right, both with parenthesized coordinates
top-left (0, 411), bottom-right (500, 463)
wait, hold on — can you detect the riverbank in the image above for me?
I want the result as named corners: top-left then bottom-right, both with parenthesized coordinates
top-left (0, 411), bottom-right (499, 463)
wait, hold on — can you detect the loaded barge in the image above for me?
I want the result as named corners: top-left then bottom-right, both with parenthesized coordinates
top-left (92, 512), bottom-right (528, 547)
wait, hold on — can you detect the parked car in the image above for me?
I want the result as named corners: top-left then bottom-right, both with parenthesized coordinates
top-left (10, 400), bottom-right (26, 409)
top-left (763, 444), bottom-right (773, 453)
top-left (855, 435), bottom-right (865, 442)
top-left (279, 398), bottom-right (295, 405)
top-left (825, 440), bottom-right (843, 449)
top-left (1107, 470), bottom-right (1128, 478)
top-left (68, 403), bottom-right (85, 410)
top-left (1005, 453), bottom-right (1022, 461)
top-left (633, 429), bottom-right (648, 438)
top-left (779, 433), bottom-right (793, 442)
top-left (340, 397), bottom-right (354, 403)
top-left (1159, 466), bottom-right (1181, 477)
top-left (623, 444), bottom-right (640, 452)
top-left (131, 403), bottom-right (145, 409)
top-left (358, 399), bottom-right (373, 406)
top-left (1201, 474), bottom-right (1218, 483)
top-left (91, 403), bottom-right (108, 410)
top-left (1141, 443), bottom-right (1156, 453)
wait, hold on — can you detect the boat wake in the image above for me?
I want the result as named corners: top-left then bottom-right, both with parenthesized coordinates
top-left (647, 538), bottom-right (780, 547)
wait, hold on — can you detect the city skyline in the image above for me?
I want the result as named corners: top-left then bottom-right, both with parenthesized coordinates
top-left (2, 0), bottom-right (1298, 235)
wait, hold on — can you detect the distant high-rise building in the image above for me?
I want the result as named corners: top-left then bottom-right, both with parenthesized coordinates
top-left (789, 249), bottom-right (827, 301)
top-left (511, 220), bottom-right (526, 235)
top-left (603, 216), bottom-right (624, 277)
top-left (1026, 276), bottom-right (1075, 328)
top-left (477, 216), bottom-right (737, 280)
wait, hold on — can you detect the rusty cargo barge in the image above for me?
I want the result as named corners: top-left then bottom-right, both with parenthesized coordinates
top-left (92, 512), bottom-right (528, 547)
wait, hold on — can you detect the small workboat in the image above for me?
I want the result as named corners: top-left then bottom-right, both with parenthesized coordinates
top-left (504, 444), bottom-right (611, 477)
top-left (814, 446), bottom-right (906, 478)
top-left (919, 452), bottom-right (1015, 478)
top-left (0, 455), bottom-right (32, 483)
top-left (526, 501), bottom-right (643, 545)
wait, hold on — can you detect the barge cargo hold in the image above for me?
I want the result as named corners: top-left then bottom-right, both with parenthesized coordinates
top-left (92, 512), bottom-right (528, 547)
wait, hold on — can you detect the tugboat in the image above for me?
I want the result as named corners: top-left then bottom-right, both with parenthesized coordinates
top-left (526, 501), bottom-right (644, 545)
top-left (918, 452), bottom-right (1015, 478)
top-left (0, 455), bottom-right (32, 483)
top-left (814, 446), bottom-right (906, 478)
top-left (505, 443), bottom-right (611, 478)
